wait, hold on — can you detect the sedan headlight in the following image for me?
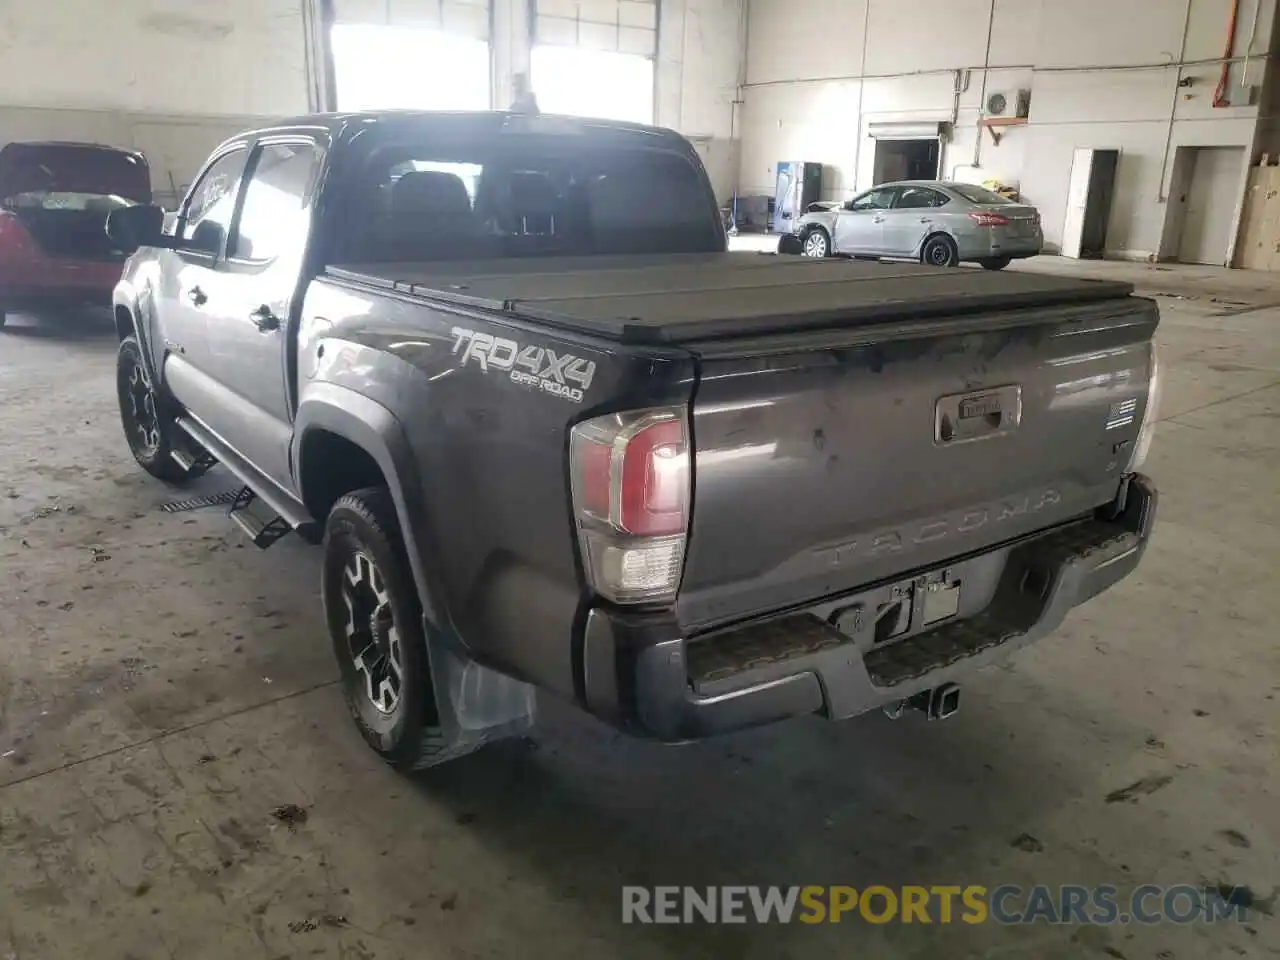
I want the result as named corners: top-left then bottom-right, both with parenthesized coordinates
top-left (1126, 341), bottom-right (1161, 473)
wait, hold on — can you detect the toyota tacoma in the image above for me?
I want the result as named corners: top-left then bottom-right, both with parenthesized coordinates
top-left (108, 110), bottom-right (1160, 771)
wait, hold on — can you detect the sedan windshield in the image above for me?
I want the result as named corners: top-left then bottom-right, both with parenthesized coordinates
top-left (949, 183), bottom-right (1015, 205)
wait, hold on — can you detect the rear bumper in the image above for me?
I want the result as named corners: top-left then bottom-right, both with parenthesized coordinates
top-left (958, 226), bottom-right (1042, 261)
top-left (997, 247), bottom-right (1042, 261)
top-left (582, 474), bottom-right (1156, 741)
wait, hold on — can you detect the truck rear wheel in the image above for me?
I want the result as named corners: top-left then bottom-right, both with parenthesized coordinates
top-left (116, 335), bottom-right (191, 483)
top-left (323, 487), bottom-right (447, 771)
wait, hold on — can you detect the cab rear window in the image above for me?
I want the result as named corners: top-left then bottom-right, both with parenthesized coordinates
top-left (334, 135), bottom-right (721, 262)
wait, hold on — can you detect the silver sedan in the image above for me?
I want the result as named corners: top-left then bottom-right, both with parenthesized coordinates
top-left (785, 181), bottom-right (1043, 270)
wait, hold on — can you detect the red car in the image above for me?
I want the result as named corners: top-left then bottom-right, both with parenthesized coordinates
top-left (0, 141), bottom-right (151, 328)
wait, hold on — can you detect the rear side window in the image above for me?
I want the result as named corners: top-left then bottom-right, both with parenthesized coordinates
top-left (895, 186), bottom-right (948, 209)
top-left (231, 143), bottom-right (322, 261)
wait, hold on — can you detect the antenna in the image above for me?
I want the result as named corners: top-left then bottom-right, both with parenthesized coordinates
top-left (510, 71), bottom-right (540, 114)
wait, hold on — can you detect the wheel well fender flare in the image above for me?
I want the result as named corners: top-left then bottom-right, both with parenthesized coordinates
top-left (294, 383), bottom-right (451, 634)
top-left (113, 289), bottom-right (163, 385)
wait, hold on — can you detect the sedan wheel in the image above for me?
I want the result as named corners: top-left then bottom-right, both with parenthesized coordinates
top-left (803, 229), bottom-right (830, 258)
top-left (922, 235), bottom-right (959, 267)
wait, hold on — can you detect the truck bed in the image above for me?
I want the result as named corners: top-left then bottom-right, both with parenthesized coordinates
top-left (326, 253), bottom-right (1134, 346)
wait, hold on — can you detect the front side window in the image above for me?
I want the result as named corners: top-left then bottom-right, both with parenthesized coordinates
top-left (182, 150), bottom-right (246, 250)
top-left (849, 188), bottom-right (895, 212)
top-left (231, 143), bottom-right (322, 261)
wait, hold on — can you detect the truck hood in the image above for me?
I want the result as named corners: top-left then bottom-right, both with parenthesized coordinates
top-left (0, 142), bottom-right (151, 203)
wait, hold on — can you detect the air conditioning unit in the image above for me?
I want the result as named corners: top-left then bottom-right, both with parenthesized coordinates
top-left (986, 89), bottom-right (1031, 119)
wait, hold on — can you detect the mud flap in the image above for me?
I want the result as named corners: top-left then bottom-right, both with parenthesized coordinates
top-left (418, 628), bottom-right (537, 767)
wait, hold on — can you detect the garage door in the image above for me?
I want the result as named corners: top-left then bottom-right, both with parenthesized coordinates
top-left (333, 0), bottom-right (490, 40)
top-left (532, 0), bottom-right (657, 124)
top-left (331, 0), bottom-right (493, 111)
top-left (533, 0), bottom-right (657, 56)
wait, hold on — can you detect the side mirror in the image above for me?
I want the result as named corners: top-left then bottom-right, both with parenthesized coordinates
top-left (188, 219), bottom-right (226, 255)
top-left (844, 200), bottom-right (857, 211)
top-left (106, 204), bottom-right (168, 254)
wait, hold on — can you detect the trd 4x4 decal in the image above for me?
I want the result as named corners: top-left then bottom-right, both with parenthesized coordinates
top-left (450, 327), bottom-right (597, 403)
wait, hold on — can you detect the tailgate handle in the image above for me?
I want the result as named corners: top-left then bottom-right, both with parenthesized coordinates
top-left (935, 385), bottom-right (1022, 445)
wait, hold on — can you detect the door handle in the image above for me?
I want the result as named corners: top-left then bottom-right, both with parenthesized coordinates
top-left (919, 217), bottom-right (932, 223)
top-left (187, 286), bottom-right (208, 307)
top-left (872, 216), bottom-right (885, 223)
top-left (250, 306), bottom-right (280, 332)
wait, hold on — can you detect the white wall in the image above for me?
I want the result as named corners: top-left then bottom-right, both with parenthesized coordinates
top-left (655, 0), bottom-right (746, 201)
top-left (0, 0), bottom-right (310, 206)
top-left (0, 0), bottom-right (742, 208)
top-left (740, 0), bottom-right (1277, 260)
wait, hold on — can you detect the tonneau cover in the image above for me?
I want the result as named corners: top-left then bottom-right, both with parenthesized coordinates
top-left (326, 253), bottom-right (1134, 346)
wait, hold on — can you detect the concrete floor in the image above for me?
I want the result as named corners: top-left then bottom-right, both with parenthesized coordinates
top-left (0, 257), bottom-right (1277, 959)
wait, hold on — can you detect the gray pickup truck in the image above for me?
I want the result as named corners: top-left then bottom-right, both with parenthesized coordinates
top-left (107, 110), bottom-right (1160, 772)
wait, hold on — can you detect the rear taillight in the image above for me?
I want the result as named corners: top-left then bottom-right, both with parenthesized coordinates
top-left (1126, 341), bottom-right (1161, 473)
top-left (570, 408), bottom-right (690, 604)
top-left (969, 211), bottom-right (1010, 226)
top-left (0, 211), bottom-right (37, 257)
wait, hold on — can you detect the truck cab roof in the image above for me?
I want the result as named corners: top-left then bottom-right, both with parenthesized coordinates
top-left (212, 110), bottom-right (690, 157)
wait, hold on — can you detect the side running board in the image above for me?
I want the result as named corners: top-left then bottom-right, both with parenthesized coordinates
top-left (228, 486), bottom-right (293, 549)
top-left (173, 415), bottom-right (318, 549)
top-left (170, 444), bottom-right (218, 479)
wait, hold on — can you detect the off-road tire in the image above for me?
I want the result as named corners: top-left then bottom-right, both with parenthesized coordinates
top-left (116, 335), bottom-right (191, 483)
top-left (323, 487), bottom-right (453, 771)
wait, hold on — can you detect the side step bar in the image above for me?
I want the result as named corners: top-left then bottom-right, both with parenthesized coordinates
top-left (173, 415), bottom-right (318, 549)
top-left (228, 486), bottom-right (293, 549)
top-left (170, 444), bottom-right (218, 479)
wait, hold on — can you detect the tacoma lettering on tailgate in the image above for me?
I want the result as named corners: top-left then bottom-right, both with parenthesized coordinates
top-left (451, 327), bottom-right (597, 403)
top-left (818, 488), bottom-right (1063, 568)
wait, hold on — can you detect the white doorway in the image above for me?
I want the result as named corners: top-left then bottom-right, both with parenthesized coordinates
top-left (529, 46), bottom-right (654, 125)
top-left (1175, 146), bottom-right (1245, 265)
top-left (331, 24), bottom-right (491, 111)
top-left (872, 139), bottom-right (940, 185)
top-left (1061, 148), bottom-right (1120, 259)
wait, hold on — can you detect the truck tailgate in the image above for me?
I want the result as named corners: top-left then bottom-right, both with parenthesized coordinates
top-left (677, 295), bottom-right (1158, 632)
